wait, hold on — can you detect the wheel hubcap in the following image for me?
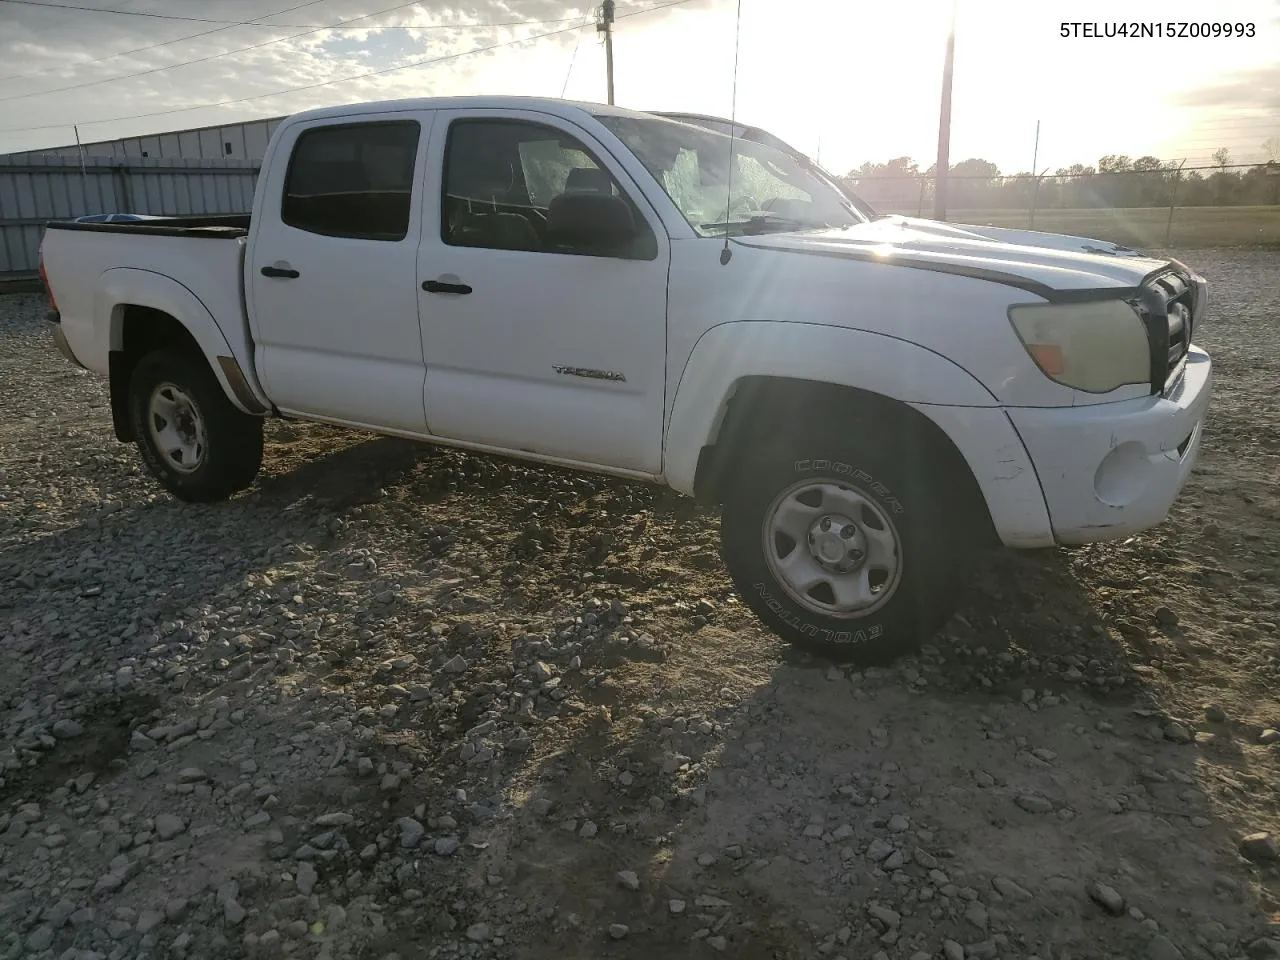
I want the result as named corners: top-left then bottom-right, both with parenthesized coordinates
top-left (808, 513), bottom-right (868, 572)
top-left (763, 479), bottom-right (903, 617)
top-left (148, 383), bottom-right (206, 474)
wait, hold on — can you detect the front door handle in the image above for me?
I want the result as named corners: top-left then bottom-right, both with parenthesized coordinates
top-left (261, 265), bottom-right (300, 279)
top-left (422, 279), bottom-right (472, 295)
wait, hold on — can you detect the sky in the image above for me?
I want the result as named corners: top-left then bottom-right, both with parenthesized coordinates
top-left (0, 0), bottom-right (1277, 176)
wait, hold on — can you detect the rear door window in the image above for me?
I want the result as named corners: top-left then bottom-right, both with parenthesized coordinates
top-left (282, 120), bottom-right (420, 241)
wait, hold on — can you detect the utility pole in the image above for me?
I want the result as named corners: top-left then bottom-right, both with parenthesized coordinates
top-left (1027, 120), bottom-right (1040, 227)
top-left (1164, 159), bottom-right (1186, 246)
top-left (73, 124), bottom-right (89, 203)
top-left (932, 0), bottom-right (956, 221)
top-left (598, 0), bottom-right (616, 105)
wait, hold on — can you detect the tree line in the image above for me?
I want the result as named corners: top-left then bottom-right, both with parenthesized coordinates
top-left (844, 146), bottom-right (1280, 210)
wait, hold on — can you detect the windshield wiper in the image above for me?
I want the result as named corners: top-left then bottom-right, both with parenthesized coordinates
top-left (699, 213), bottom-right (834, 235)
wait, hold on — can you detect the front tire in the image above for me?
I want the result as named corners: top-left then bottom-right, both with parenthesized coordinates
top-left (720, 434), bottom-right (968, 664)
top-left (128, 348), bottom-right (264, 503)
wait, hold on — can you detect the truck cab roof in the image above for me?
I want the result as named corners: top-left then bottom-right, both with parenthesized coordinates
top-left (281, 95), bottom-right (659, 127)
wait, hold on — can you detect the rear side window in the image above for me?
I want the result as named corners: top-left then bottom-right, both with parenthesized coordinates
top-left (282, 120), bottom-right (420, 241)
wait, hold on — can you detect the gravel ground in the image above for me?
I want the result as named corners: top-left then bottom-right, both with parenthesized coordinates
top-left (2, 247), bottom-right (1279, 960)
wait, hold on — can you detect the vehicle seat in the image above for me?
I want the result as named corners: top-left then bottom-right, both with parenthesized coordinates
top-left (564, 167), bottom-right (614, 194)
top-left (446, 198), bottom-right (541, 252)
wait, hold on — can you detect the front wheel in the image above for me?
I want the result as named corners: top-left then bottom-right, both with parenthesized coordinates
top-left (128, 348), bottom-right (264, 502)
top-left (720, 436), bottom-right (969, 664)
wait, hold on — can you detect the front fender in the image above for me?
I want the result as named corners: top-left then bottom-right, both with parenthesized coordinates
top-left (98, 268), bottom-right (267, 415)
top-left (663, 321), bottom-right (1056, 548)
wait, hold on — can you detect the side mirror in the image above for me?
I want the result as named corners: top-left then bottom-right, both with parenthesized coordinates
top-left (546, 192), bottom-right (637, 250)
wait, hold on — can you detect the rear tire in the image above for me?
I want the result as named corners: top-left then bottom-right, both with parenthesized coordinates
top-left (128, 348), bottom-right (263, 503)
top-left (720, 432), bottom-right (969, 664)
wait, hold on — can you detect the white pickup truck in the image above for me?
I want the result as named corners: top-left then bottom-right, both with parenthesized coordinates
top-left (40, 95), bottom-right (1212, 664)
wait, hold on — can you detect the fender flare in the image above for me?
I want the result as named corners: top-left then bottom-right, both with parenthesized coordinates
top-left (662, 321), bottom-right (1055, 548)
top-left (98, 268), bottom-right (268, 416)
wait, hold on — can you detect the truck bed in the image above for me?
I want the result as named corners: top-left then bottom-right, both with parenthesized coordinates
top-left (42, 212), bottom-right (252, 384)
top-left (46, 214), bottom-right (250, 238)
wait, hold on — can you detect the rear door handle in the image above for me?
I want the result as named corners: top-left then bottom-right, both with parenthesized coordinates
top-left (422, 280), bottom-right (472, 295)
top-left (261, 265), bottom-right (300, 279)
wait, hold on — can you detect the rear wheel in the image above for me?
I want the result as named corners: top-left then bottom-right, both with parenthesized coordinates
top-left (720, 433), bottom-right (970, 663)
top-left (128, 348), bottom-right (263, 502)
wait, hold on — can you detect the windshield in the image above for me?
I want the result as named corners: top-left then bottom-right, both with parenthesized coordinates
top-left (596, 114), bottom-right (868, 237)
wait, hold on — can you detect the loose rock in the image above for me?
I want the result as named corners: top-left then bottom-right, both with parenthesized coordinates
top-left (52, 718), bottom-right (85, 739)
top-left (154, 813), bottom-right (186, 841)
top-left (398, 817), bottom-right (425, 849)
top-left (296, 862), bottom-right (318, 895)
top-left (1147, 934), bottom-right (1186, 960)
top-left (1016, 794), bottom-right (1054, 814)
top-left (1241, 833), bottom-right (1280, 862)
top-left (1088, 881), bottom-right (1126, 915)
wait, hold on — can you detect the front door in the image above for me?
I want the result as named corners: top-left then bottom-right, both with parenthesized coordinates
top-left (247, 111), bottom-right (433, 432)
top-left (416, 110), bottom-right (670, 474)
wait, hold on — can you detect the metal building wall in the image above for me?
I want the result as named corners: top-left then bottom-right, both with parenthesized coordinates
top-left (2, 117), bottom-right (286, 163)
top-left (0, 155), bottom-right (260, 279)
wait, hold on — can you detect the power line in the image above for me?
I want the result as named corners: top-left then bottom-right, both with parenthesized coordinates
top-left (0, 0), bottom-right (581, 29)
top-left (0, 0), bottom-right (357, 27)
top-left (0, 0), bottom-right (699, 135)
top-left (559, 13), bottom-right (593, 98)
top-left (0, 3), bottom-right (587, 87)
top-left (0, 2), bottom-right (590, 104)
top-left (0, 0), bottom-right (334, 83)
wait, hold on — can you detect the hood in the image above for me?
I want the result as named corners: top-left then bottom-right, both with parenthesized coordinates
top-left (733, 214), bottom-right (1173, 300)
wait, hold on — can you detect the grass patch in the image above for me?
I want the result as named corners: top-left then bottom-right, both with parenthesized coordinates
top-left (876, 205), bottom-right (1280, 249)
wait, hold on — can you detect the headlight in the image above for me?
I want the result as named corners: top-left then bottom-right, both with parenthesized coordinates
top-left (1008, 299), bottom-right (1150, 393)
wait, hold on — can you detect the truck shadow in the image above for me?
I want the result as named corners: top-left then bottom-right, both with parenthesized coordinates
top-left (450, 546), bottom-right (1278, 960)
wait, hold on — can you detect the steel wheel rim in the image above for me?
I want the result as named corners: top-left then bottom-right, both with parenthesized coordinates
top-left (147, 382), bottom-right (206, 474)
top-left (761, 478), bottom-right (904, 618)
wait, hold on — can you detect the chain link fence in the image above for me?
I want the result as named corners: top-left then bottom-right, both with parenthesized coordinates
top-left (849, 163), bottom-right (1280, 247)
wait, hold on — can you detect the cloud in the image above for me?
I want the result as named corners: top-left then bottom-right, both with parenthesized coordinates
top-left (0, 0), bottom-right (681, 152)
top-left (1175, 64), bottom-right (1280, 116)
top-left (316, 28), bottom-right (430, 63)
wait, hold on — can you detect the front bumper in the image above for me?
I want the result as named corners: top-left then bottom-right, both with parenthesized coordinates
top-left (1008, 345), bottom-right (1211, 545)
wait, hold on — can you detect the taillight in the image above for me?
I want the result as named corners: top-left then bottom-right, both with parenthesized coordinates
top-left (39, 256), bottom-right (58, 312)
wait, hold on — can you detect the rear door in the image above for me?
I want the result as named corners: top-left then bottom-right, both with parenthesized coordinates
top-left (246, 111), bottom-right (433, 432)
top-left (416, 109), bottom-right (670, 474)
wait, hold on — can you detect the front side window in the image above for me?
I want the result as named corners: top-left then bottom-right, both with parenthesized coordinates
top-left (442, 119), bottom-right (655, 259)
top-left (596, 114), bottom-right (867, 236)
top-left (282, 120), bottom-right (420, 241)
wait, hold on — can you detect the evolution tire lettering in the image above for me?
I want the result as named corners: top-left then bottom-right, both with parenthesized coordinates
top-left (751, 581), bottom-right (885, 646)
top-left (793, 459), bottom-right (906, 515)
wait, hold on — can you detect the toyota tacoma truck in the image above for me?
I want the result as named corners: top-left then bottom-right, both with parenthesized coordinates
top-left (39, 95), bottom-right (1212, 664)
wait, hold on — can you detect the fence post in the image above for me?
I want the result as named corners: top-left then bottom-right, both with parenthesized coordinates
top-left (1028, 175), bottom-right (1039, 229)
top-left (1164, 160), bottom-right (1185, 247)
top-left (916, 178), bottom-right (925, 217)
top-left (111, 162), bottom-right (132, 212)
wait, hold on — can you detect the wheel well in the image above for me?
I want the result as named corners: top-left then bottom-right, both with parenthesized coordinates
top-left (108, 305), bottom-right (203, 443)
top-left (692, 376), bottom-right (999, 545)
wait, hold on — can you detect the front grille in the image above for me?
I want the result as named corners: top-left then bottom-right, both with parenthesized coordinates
top-left (1133, 269), bottom-right (1193, 395)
